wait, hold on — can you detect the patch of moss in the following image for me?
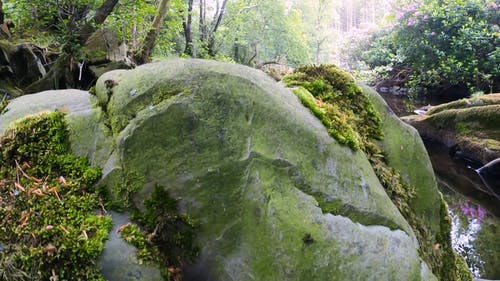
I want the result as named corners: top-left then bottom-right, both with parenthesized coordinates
top-left (0, 112), bottom-right (112, 281)
top-left (427, 105), bottom-right (500, 132)
top-left (118, 223), bottom-right (170, 280)
top-left (456, 122), bottom-right (472, 135)
top-left (284, 65), bottom-right (383, 151)
top-left (0, 93), bottom-right (8, 114)
top-left (127, 184), bottom-right (199, 280)
top-left (103, 170), bottom-right (145, 211)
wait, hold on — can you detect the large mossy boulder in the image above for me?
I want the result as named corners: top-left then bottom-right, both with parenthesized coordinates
top-left (0, 59), bottom-right (470, 280)
top-left (94, 59), bottom-right (437, 280)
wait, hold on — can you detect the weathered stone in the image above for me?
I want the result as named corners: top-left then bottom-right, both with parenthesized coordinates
top-left (0, 59), bottom-right (454, 281)
top-left (84, 29), bottom-right (128, 64)
top-left (362, 84), bottom-right (443, 235)
top-left (94, 59), bottom-right (436, 280)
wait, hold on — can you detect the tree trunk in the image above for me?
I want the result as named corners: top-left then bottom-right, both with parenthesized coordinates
top-left (131, 22), bottom-right (138, 49)
top-left (25, 0), bottom-right (119, 93)
top-left (94, 0), bottom-right (119, 25)
top-left (183, 0), bottom-right (194, 56)
top-left (199, 0), bottom-right (208, 43)
top-left (135, 0), bottom-right (171, 64)
top-left (78, 0), bottom-right (119, 44)
top-left (0, 0), bottom-right (11, 38)
top-left (207, 0), bottom-right (228, 56)
top-left (233, 41), bottom-right (239, 62)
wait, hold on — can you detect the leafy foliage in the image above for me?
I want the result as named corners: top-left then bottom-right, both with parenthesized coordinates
top-left (213, 0), bottom-right (312, 65)
top-left (106, 0), bottom-right (184, 57)
top-left (0, 112), bottom-right (111, 281)
top-left (363, 0), bottom-right (500, 97)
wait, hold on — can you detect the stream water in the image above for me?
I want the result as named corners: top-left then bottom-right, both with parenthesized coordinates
top-left (424, 138), bottom-right (500, 280)
top-left (378, 91), bottom-right (500, 279)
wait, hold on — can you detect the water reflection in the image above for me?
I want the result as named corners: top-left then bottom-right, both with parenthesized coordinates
top-left (448, 198), bottom-right (485, 277)
top-left (423, 139), bottom-right (500, 279)
top-left (423, 139), bottom-right (500, 217)
top-left (444, 187), bottom-right (500, 279)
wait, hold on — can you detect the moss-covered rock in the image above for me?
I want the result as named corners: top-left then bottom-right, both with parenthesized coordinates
top-left (283, 65), bottom-right (470, 281)
top-left (91, 59), bottom-right (436, 280)
top-left (403, 94), bottom-right (500, 164)
top-left (0, 111), bottom-right (112, 280)
top-left (0, 89), bottom-right (114, 167)
top-left (0, 59), bottom-right (469, 280)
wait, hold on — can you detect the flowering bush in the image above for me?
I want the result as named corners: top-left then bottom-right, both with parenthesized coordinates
top-left (461, 202), bottom-right (487, 223)
top-left (363, 0), bottom-right (500, 98)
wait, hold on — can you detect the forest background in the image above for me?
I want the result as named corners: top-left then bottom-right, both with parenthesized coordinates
top-left (0, 0), bottom-right (499, 99)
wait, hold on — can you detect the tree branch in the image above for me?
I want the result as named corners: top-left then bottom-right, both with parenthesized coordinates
top-left (78, 0), bottom-right (119, 44)
top-left (211, 0), bottom-right (228, 34)
top-left (135, 0), bottom-right (171, 64)
top-left (0, 0), bottom-right (11, 38)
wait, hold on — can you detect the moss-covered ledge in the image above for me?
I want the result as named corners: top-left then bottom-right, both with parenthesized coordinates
top-left (284, 65), bottom-right (472, 281)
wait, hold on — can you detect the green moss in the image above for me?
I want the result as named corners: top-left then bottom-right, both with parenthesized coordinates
top-left (284, 65), bottom-right (383, 151)
top-left (118, 223), bottom-right (170, 280)
top-left (127, 184), bottom-right (198, 279)
top-left (89, 86), bottom-right (96, 96)
top-left (0, 94), bottom-right (8, 114)
top-left (426, 94), bottom-right (500, 115)
top-left (104, 170), bottom-right (145, 211)
top-left (481, 138), bottom-right (500, 150)
top-left (456, 122), bottom-right (472, 135)
top-left (286, 65), bottom-right (471, 281)
top-left (0, 112), bottom-right (112, 280)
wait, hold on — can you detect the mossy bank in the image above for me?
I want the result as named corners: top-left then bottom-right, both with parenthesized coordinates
top-left (403, 93), bottom-right (500, 165)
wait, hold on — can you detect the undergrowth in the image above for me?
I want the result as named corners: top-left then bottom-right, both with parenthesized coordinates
top-left (116, 184), bottom-right (199, 281)
top-left (0, 111), bottom-right (111, 281)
